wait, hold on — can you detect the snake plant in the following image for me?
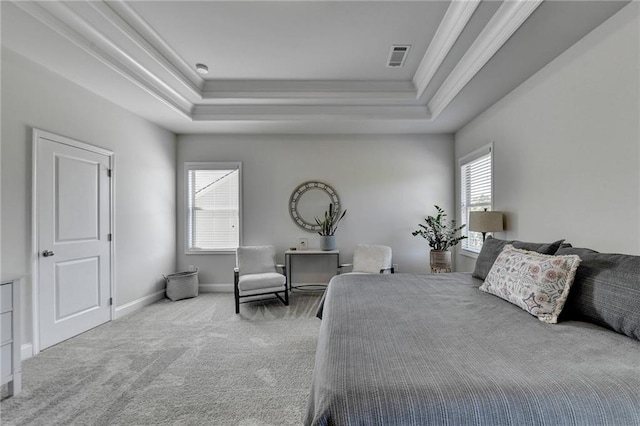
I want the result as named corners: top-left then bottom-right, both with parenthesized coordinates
top-left (315, 203), bottom-right (347, 236)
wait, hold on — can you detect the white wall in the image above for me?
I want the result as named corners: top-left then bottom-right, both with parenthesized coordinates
top-left (455, 3), bottom-right (640, 271)
top-left (177, 134), bottom-right (454, 286)
top-left (1, 48), bottom-right (177, 351)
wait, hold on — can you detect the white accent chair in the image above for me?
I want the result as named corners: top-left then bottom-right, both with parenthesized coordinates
top-left (339, 244), bottom-right (395, 274)
top-left (234, 245), bottom-right (288, 314)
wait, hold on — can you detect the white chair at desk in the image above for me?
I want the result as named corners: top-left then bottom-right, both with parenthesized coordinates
top-left (339, 244), bottom-right (395, 275)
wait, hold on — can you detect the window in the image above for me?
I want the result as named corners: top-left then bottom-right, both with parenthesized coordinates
top-left (186, 162), bottom-right (241, 253)
top-left (459, 144), bottom-right (493, 255)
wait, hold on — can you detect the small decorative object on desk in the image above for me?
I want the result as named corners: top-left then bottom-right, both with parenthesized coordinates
top-left (298, 238), bottom-right (308, 250)
top-left (315, 203), bottom-right (347, 251)
top-left (412, 205), bottom-right (466, 273)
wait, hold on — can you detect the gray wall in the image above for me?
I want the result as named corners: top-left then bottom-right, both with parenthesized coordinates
top-left (1, 48), bottom-right (177, 351)
top-left (177, 134), bottom-right (454, 285)
top-left (454, 4), bottom-right (640, 271)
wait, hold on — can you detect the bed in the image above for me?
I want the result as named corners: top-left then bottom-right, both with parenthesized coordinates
top-left (304, 271), bottom-right (640, 425)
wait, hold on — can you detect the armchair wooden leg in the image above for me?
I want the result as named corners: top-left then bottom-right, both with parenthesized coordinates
top-left (275, 290), bottom-right (289, 307)
top-left (284, 280), bottom-right (289, 306)
top-left (234, 271), bottom-right (240, 314)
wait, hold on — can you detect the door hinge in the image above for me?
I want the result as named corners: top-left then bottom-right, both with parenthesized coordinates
top-left (107, 169), bottom-right (112, 178)
top-left (109, 297), bottom-right (113, 306)
top-left (108, 233), bottom-right (112, 241)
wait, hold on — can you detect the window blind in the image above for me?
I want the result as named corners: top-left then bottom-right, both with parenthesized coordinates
top-left (460, 146), bottom-right (492, 253)
top-left (186, 163), bottom-right (241, 252)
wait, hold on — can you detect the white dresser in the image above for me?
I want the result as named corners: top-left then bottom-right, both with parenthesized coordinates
top-left (1, 277), bottom-right (22, 396)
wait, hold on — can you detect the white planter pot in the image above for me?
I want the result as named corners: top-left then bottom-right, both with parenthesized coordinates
top-left (320, 235), bottom-right (337, 251)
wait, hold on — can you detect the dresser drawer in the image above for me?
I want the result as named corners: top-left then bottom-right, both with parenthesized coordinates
top-left (0, 312), bottom-right (12, 345)
top-left (0, 284), bottom-right (12, 314)
top-left (0, 279), bottom-right (21, 394)
top-left (1, 343), bottom-right (12, 381)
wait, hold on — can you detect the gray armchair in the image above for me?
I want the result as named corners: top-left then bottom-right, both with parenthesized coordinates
top-left (339, 244), bottom-right (395, 274)
top-left (234, 245), bottom-right (288, 314)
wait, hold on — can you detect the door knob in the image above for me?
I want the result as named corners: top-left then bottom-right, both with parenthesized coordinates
top-left (42, 250), bottom-right (55, 257)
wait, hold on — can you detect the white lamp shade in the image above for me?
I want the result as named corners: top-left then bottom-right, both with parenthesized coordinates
top-left (469, 211), bottom-right (504, 233)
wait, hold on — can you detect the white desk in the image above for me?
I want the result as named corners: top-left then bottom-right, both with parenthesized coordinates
top-left (285, 249), bottom-right (339, 291)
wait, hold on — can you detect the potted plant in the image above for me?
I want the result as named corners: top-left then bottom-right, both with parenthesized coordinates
top-left (412, 205), bottom-right (466, 272)
top-left (315, 203), bottom-right (347, 251)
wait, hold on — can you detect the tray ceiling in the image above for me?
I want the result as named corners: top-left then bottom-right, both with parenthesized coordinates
top-left (1, 1), bottom-right (629, 134)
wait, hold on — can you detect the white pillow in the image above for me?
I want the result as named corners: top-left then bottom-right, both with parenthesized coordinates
top-left (479, 245), bottom-right (581, 324)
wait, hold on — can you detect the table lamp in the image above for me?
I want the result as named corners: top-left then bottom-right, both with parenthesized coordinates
top-left (469, 210), bottom-right (504, 242)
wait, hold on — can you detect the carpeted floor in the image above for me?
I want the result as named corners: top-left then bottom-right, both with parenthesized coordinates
top-left (1, 291), bottom-right (323, 425)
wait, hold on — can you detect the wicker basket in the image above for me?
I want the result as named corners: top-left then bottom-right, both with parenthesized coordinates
top-left (164, 269), bottom-right (199, 301)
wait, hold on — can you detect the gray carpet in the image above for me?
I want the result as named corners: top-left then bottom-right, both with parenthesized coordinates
top-left (1, 291), bottom-right (323, 425)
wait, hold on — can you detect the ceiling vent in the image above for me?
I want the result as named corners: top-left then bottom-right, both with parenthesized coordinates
top-left (387, 45), bottom-right (410, 68)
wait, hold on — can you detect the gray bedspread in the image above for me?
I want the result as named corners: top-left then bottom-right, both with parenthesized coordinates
top-left (305, 273), bottom-right (640, 425)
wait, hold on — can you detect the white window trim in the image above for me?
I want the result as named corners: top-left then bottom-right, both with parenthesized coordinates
top-left (458, 143), bottom-right (493, 258)
top-left (460, 249), bottom-right (480, 259)
top-left (185, 161), bottom-right (243, 254)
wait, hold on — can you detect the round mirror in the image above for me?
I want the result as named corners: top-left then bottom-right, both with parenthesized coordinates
top-left (289, 181), bottom-right (341, 232)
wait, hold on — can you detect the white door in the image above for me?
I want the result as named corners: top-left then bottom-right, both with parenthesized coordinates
top-left (35, 131), bottom-right (112, 350)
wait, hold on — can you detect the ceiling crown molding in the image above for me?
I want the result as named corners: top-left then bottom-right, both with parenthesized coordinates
top-left (12, 0), bottom-right (193, 118)
top-left (202, 80), bottom-right (417, 103)
top-left (192, 105), bottom-right (431, 122)
top-left (9, 0), bottom-right (544, 124)
top-left (427, 0), bottom-right (543, 119)
top-left (413, 0), bottom-right (481, 100)
top-left (103, 0), bottom-right (204, 96)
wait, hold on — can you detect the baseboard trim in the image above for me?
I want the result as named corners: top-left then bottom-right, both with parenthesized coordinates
top-left (21, 343), bottom-right (34, 361)
top-left (115, 289), bottom-right (166, 319)
top-left (199, 283), bottom-right (233, 293)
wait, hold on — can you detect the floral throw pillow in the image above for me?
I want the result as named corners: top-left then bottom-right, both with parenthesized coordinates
top-left (479, 245), bottom-right (581, 324)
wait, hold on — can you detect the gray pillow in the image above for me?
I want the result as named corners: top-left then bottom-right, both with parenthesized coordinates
top-left (472, 236), bottom-right (564, 280)
top-left (557, 247), bottom-right (640, 341)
